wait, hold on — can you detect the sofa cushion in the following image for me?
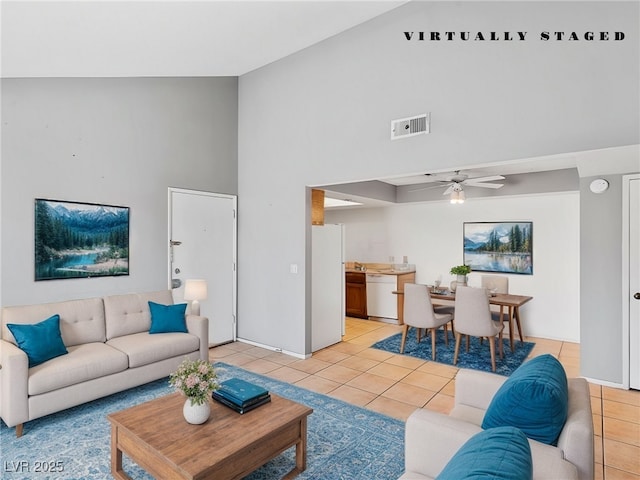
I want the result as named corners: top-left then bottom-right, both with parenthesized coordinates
top-left (436, 426), bottom-right (533, 480)
top-left (104, 290), bottom-right (174, 340)
top-left (28, 342), bottom-right (129, 395)
top-left (107, 332), bottom-right (199, 368)
top-left (482, 354), bottom-right (569, 445)
top-left (7, 315), bottom-right (68, 368)
top-left (149, 302), bottom-right (188, 333)
top-left (2, 297), bottom-right (106, 347)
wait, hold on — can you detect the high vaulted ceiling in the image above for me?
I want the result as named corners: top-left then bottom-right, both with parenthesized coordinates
top-left (3, 1), bottom-right (636, 207)
top-left (1, 1), bottom-right (405, 78)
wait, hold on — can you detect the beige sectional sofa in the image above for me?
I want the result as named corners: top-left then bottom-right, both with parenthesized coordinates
top-left (0, 290), bottom-right (208, 437)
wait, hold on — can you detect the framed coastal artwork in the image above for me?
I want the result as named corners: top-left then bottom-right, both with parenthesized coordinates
top-left (34, 199), bottom-right (130, 281)
top-left (463, 221), bottom-right (533, 275)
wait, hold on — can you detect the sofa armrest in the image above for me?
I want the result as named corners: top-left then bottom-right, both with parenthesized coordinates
top-left (0, 339), bottom-right (29, 427)
top-left (557, 378), bottom-right (594, 480)
top-left (454, 369), bottom-right (507, 412)
top-left (185, 315), bottom-right (209, 361)
top-left (404, 409), bottom-right (483, 478)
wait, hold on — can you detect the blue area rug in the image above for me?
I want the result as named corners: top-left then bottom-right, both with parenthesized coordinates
top-left (1, 362), bottom-right (404, 479)
top-left (372, 330), bottom-right (535, 377)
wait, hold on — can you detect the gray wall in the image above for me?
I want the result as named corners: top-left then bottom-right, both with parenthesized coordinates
top-left (1, 77), bottom-right (238, 306)
top-left (580, 174), bottom-right (625, 384)
top-left (237, 0), bottom-right (639, 373)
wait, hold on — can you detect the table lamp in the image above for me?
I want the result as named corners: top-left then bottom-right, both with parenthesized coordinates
top-left (184, 279), bottom-right (208, 316)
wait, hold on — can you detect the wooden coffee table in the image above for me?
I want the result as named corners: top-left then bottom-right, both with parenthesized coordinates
top-left (107, 392), bottom-right (313, 480)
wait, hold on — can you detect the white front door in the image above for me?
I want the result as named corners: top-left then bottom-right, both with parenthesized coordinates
top-left (626, 175), bottom-right (640, 389)
top-left (169, 188), bottom-right (237, 346)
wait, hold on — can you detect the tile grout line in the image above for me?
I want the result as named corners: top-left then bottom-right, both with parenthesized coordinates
top-left (600, 390), bottom-right (606, 479)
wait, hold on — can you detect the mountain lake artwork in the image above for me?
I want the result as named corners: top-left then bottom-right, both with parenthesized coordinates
top-left (463, 222), bottom-right (533, 275)
top-left (34, 199), bottom-right (129, 281)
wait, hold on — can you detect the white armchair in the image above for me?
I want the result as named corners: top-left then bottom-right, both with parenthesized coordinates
top-left (399, 368), bottom-right (594, 480)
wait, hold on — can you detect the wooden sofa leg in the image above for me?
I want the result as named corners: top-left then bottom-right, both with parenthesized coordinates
top-left (16, 423), bottom-right (24, 437)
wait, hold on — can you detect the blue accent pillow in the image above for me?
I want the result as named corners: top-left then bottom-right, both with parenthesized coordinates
top-left (148, 302), bottom-right (188, 334)
top-left (7, 314), bottom-right (68, 368)
top-left (482, 354), bottom-right (569, 445)
top-left (436, 426), bottom-right (533, 480)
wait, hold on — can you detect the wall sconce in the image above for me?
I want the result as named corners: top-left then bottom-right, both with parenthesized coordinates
top-left (184, 279), bottom-right (208, 316)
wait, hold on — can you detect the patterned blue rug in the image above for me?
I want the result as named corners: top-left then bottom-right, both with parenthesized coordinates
top-left (372, 330), bottom-right (535, 377)
top-left (1, 362), bottom-right (404, 479)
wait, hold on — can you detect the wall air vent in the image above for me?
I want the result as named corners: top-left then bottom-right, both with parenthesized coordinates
top-left (391, 113), bottom-right (430, 140)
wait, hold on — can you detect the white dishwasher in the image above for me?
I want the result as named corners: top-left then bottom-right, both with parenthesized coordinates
top-left (366, 274), bottom-right (397, 319)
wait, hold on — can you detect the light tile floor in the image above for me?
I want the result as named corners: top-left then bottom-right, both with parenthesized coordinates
top-left (210, 317), bottom-right (640, 480)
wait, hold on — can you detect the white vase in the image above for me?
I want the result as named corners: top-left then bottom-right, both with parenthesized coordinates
top-left (183, 398), bottom-right (210, 424)
top-left (456, 274), bottom-right (468, 286)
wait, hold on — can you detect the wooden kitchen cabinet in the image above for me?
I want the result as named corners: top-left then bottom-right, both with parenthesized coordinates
top-left (311, 189), bottom-right (325, 225)
top-left (345, 272), bottom-right (367, 319)
top-left (395, 272), bottom-right (416, 325)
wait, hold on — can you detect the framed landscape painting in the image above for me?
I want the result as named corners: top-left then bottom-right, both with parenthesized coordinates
top-left (463, 222), bottom-right (533, 275)
top-left (34, 199), bottom-right (129, 281)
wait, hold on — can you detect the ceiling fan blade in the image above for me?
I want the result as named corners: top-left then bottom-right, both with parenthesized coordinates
top-left (464, 182), bottom-right (504, 189)
top-left (463, 175), bottom-right (505, 183)
top-left (407, 183), bottom-right (451, 193)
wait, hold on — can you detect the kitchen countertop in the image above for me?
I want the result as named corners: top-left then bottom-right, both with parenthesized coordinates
top-left (345, 268), bottom-right (416, 275)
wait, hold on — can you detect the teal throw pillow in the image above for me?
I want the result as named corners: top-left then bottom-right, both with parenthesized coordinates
top-left (481, 354), bottom-right (569, 445)
top-left (436, 426), bottom-right (533, 480)
top-left (7, 314), bottom-right (68, 368)
top-left (148, 301), bottom-right (188, 334)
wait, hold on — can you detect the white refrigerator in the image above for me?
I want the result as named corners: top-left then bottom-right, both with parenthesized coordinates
top-left (311, 224), bottom-right (345, 352)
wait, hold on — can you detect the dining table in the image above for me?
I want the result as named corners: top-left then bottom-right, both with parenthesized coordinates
top-left (394, 286), bottom-right (533, 351)
top-left (428, 287), bottom-right (533, 352)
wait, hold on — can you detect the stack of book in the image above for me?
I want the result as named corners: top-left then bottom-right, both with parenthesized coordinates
top-left (212, 378), bottom-right (271, 414)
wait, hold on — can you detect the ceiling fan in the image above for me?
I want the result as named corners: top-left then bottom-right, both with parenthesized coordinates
top-left (410, 171), bottom-right (505, 204)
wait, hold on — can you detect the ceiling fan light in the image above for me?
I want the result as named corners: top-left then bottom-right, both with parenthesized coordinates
top-left (450, 185), bottom-right (465, 204)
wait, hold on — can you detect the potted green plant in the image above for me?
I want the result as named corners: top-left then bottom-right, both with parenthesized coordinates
top-left (450, 265), bottom-right (471, 287)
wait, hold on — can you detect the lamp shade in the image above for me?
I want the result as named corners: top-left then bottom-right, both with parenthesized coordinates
top-left (184, 279), bottom-right (208, 301)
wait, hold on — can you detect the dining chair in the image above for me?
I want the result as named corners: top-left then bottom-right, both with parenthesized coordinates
top-left (401, 283), bottom-right (454, 360)
top-left (453, 286), bottom-right (504, 372)
top-left (481, 275), bottom-right (513, 351)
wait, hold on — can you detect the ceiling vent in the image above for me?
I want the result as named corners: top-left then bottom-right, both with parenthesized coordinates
top-left (391, 113), bottom-right (430, 140)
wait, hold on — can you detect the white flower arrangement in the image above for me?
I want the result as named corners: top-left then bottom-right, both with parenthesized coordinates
top-left (169, 359), bottom-right (219, 406)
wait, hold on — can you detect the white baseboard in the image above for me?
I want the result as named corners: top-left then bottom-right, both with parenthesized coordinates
top-left (235, 337), bottom-right (309, 360)
top-left (583, 376), bottom-right (626, 390)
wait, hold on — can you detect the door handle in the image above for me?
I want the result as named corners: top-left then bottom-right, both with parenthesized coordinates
top-left (634, 292), bottom-right (640, 300)
top-left (170, 240), bottom-right (182, 246)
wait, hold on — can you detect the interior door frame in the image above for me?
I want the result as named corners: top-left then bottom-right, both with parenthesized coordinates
top-left (622, 173), bottom-right (639, 390)
top-left (168, 187), bottom-right (238, 344)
